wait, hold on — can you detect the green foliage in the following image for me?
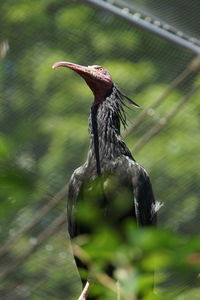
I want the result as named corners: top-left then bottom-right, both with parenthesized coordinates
top-left (75, 198), bottom-right (200, 299)
top-left (0, 0), bottom-right (200, 299)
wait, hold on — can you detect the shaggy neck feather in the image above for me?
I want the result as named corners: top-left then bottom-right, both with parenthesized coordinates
top-left (86, 85), bottom-right (133, 172)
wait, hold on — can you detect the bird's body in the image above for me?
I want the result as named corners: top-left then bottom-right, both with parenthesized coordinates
top-left (52, 62), bottom-right (160, 299)
top-left (68, 84), bottom-right (156, 237)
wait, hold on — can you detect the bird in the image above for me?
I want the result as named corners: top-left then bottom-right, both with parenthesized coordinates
top-left (52, 61), bottom-right (160, 299)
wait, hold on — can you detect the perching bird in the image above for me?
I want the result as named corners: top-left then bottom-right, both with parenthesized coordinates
top-left (52, 61), bottom-right (160, 299)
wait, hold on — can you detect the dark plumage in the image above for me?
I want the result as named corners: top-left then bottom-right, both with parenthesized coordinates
top-left (52, 62), bottom-right (161, 299)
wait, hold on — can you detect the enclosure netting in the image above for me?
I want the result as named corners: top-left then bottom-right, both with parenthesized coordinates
top-left (0, 0), bottom-right (200, 299)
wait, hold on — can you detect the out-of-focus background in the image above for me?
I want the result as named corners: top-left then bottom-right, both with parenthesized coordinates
top-left (1, 0), bottom-right (200, 299)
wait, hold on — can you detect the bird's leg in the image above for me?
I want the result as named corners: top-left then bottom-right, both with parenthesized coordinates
top-left (78, 281), bottom-right (90, 300)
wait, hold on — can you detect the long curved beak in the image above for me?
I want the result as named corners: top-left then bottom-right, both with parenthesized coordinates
top-left (52, 61), bottom-right (113, 87)
top-left (52, 61), bottom-right (90, 75)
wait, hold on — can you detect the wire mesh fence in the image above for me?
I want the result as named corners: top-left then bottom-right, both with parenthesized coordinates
top-left (1, 0), bottom-right (200, 299)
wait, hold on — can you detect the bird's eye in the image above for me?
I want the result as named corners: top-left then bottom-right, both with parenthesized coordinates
top-left (96, 67), bottom-right (103, 71)
top-left (94, 66), bottom-right (108, 75)
top-left (97, 67), bottom-right (108, 74)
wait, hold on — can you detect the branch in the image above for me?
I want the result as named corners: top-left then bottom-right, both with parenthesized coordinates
top-left (78, 281), bottom-right (90, 300)
top-left (0, 213), bottom-right (66, 281)
top-left (132, 85), bottom-right (200, 153)
top-left (0, 185), bottom-right (68, 258)
top-left (124, 55), bottom-right (200, 138)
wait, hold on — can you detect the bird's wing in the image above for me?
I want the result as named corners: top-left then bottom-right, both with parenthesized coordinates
top-left (132, 163), bottom-right (157, 226)
top-left (114, 156), bottom-right (161, 226)
top-left (67, 165), bottom-right (86, 236)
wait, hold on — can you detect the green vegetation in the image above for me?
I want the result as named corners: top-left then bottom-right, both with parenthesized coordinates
top-left (0, 0), bottom-right (200, 299)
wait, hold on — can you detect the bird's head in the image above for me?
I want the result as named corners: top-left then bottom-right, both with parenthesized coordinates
top-left (52, 61), bottom-right (113, 104)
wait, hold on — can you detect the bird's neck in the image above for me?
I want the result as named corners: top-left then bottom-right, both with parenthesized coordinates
top-left (87, 85), bottom-right (132, 173)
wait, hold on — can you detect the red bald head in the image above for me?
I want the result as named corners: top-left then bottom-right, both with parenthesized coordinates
top-left (52, 61), bottom-right (113, 104)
